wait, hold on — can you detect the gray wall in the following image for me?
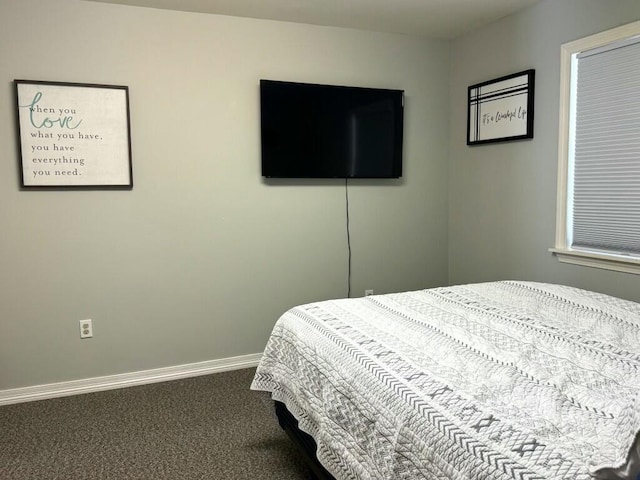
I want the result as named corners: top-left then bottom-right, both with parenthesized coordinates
top-left (449, 0), bottom-right (640, 301)
top-left (0, 0), bottom-right (450, 390)
top-left (4, 0), bottom-right (640, 394)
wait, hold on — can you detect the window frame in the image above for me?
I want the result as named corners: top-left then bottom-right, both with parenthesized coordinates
top-left (551, 20), bottom-right (640, 275)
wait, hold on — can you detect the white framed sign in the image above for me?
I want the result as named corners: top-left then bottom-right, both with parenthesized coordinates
top-left (467, 69), bottom-right (535, 146)
top-left (15, 80), bottom-right (133, 189)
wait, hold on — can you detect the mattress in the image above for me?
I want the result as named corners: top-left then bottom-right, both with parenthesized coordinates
top-left (251, 281), bottom-right (640, 479)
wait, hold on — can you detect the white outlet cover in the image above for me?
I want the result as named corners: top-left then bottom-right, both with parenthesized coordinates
top-left (79, 319), bottom-right (93, 338)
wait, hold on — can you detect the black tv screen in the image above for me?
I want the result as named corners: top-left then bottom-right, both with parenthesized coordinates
top-left (260, 80), bottom-right (404, 179)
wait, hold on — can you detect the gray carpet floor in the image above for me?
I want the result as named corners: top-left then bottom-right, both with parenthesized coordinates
top-left (0, 367), bottom-right (313, 479)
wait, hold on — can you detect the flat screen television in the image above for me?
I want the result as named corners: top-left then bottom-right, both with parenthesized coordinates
top-left (260, 80), bottom-right (404, 179)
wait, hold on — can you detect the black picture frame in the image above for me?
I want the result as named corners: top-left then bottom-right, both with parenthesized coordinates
top-left (467, 69), bottom-right (535, 146)
top-left (14, 79), bottom-right (133, 189)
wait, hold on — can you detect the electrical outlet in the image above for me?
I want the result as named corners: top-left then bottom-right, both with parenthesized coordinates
top-left (365, 289), bottom-right (374, 296)
top-left (79, 319), bottom-right (93, 339)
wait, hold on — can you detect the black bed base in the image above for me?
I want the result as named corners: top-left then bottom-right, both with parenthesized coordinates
top-left (274, 401), bottom-right (336, 480)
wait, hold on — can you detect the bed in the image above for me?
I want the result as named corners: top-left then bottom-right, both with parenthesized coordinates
top-left (251, 281), bottom-right (640, 479)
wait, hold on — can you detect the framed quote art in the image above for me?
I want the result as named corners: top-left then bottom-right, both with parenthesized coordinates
top-left (14, 80), bottom-right (133, 189)
top-left (467, 69), bottom-right (535, 146)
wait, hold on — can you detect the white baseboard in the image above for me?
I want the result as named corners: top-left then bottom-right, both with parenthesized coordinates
top-left (0, 352), bottom-right (262, 406)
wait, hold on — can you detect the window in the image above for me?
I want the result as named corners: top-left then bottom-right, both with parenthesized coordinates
top-left (552, 21), bottom-right (640, 275)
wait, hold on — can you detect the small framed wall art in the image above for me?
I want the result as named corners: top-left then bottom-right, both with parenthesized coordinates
top-left (467, 69), bottom-right (535, 146)
top-left (14, 80), bottom-right (133, 189)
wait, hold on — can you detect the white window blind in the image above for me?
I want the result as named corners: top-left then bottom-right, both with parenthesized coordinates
top-left (571, 36), bottom-right (640, 255)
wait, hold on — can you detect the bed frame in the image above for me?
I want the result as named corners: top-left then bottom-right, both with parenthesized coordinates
top-left (274, 401), bottom-right (335, 480)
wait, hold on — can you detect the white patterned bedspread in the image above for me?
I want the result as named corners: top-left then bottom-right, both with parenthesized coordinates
top-left (251, 281), bottom-right (640, 480)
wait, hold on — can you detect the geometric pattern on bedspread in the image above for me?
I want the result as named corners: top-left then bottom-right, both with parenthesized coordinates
top-left (251, 281), bottom-right (640, 480)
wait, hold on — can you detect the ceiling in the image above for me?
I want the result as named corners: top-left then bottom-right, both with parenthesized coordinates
top-left (84, 0), bottom-right (542, 39)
